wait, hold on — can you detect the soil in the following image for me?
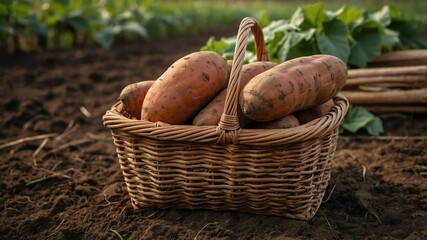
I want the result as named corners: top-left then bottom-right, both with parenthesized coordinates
top-left (1, 22), bottom-right (426, 240)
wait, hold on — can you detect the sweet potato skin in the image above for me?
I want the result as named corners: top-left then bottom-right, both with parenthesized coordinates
top-left (240, 55), bottom-right (347, 122)
top-left (192, 61), bottom-right (277, 126)
top-left (294, 98), bottom-right (335, 124)
top-left (251, 114), bottom-right (300, 129)
top-left (118, 80), bottom-right (155, 119)
top-left (141, 51), bottom-right (229, 124)
top-left (192, 90), bottom-right (227, 126)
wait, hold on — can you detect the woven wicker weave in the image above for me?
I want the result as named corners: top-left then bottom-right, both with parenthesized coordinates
top-left (103, 17), bottom-right (349, 220)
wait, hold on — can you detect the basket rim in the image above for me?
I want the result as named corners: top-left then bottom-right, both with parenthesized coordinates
top-left (102, 93), bottom-right (349, 146)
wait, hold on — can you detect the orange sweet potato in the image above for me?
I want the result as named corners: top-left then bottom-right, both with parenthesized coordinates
top-left (118, 80), bottom-right (155, 119)
top-left (240, 55), bottom-right (347, 122)
top-left (294, 99), bottom-right (335, 124)
top-left (141, 51), bottom-right (229, 124)
top-left (251, 114), bottom-right (300, 129)
top-left (192, 61), bottom-right (277, 126)
top-left (192, 90), bottom-right (227, 126)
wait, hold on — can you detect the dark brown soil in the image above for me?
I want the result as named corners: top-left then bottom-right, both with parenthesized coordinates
top-left (1, 23), bottom-right (426, 240)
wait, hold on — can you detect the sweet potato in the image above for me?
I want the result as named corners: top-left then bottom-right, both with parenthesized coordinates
top-left (240, 55), bottom-right (347, 122)
top-left (294, 99), bottom-right (335, 124)
top-left (192, 90), bottom-right (227, 126)
top-left (141, 51), bottom-right (229, 124)
top-left (118, 80), bottom-right (155, 119)
top-left (192, 61), bottom-right (277, 126)
top-left (251, 114), bottom-right (300, 129)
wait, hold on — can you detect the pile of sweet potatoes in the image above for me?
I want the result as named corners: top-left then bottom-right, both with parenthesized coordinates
top-left (118, 51), bottom-right (347, 129)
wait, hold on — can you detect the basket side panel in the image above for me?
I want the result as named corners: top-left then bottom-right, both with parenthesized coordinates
top-left (111, 131), bottom-right (141, 209)
top-left (304, 128), bottom-right (339, 219)
top-left (110, 134), bottom-right (339, 219)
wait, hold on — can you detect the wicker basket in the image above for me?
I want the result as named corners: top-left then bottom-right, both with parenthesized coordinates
top-left (103, 17), bottom-right (349, 220)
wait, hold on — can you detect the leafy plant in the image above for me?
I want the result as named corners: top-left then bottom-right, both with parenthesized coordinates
top-left (340, 105), bottom-right (384, 136)
top-left (94, 2), bottom-right (148, 49)
top-left (0, 0), bottom-right (251, 53)
top-left (201, 2), bottom-right (427, 68)
top-left (201, 2), bottom-right (426, 136)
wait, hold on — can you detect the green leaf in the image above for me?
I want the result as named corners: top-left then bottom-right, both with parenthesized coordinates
top-left (386, 4), bottom-right (427, 49)
top-left (370, 5), bottom-right (392, 27)
top-left (95, 28), bottom-right (116, 49)
top-left (2, 0), bottom-right (12, 5)
top-left (341, 106), bottom-right (373, 133)
top-left (278, 29), bottom-right (317, 61)
top-left (0, 24), bottom-right (13, 34)
top-left (68, 9), bottom-right (83, 18)
top-left (121, 21), bottom-right (148, 38)
top-left (11, 2), bottom-right (32, 18)
top-left (0, 4), bottom-right (8, 15)
top-left (262, 19), bottom-right (295, 43)
top-left (48, 2), bottom-right (67, 17)
top-left (340, 106), bottom-right (383, 136)
top-left (300, 2), bottom-right (327, 30)
top-left (17, 15), bottom-right (48, 36)
top-left (266, 31), bottom-right (285, 62)
top-left (388, 4), bottom-right (405, 21)
top-left (334, 5), bottom-right (362, 26)
top-left (316, 18), bottom-right (350, 63)
top-left (200, 36), bottom-right (236, 60)
top-left (366, 117), bottom-right (384, 136)
top-left (381, 28), bottom-right (400, 50)
top-left (391, 20), bottom-right (427, 49)
top-left (348, 20), bottom-right (382, 68)
top-left (53, 0), bottom-right (71, 6)
top-left (45, 15), bottom-right (60, 26)
top-left (68, 16), bottom-right (90, 32)
top-left (116, 10), bottom-right (133, 22)
top-left (290, 7), bottom-right (304, 27)
top-left (257, 10), bottom-right (269, 27)
top-left (200, 37), bottom-right (229, 53)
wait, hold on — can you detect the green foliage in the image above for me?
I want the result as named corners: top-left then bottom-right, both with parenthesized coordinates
top-left (200, 2), bottom-right (427, 136)
top-left (340, 105), bottom-right (384, 136)
top-left (2, 1), bottom-right (425, 54)
top-left (0, 0), bottom-right (249, 53)
top-left (201, 2), bottom-right (427, 68)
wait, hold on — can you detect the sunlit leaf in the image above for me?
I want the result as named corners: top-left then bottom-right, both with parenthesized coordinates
top-left (300, 2), bottom-right (327, 30)
top-left (316, 18), bottom-right (350, 63)
top-left (333, 5), bottom-right (362, 29)
top-left (121, 21), bottom-right (148, 38)
top-left (201, 37), bottom-right (229, 53)
top-left (348, 20), bottom-right (382, 68)
top-left (370, 5), bottom-right (391, 27)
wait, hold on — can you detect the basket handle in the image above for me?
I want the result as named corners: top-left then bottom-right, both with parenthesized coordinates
top-left (217, 17), bottom-right (268, 144)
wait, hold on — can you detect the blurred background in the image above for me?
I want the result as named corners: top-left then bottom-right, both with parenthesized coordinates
top-left (1, 0), bottom-right (425, 54)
